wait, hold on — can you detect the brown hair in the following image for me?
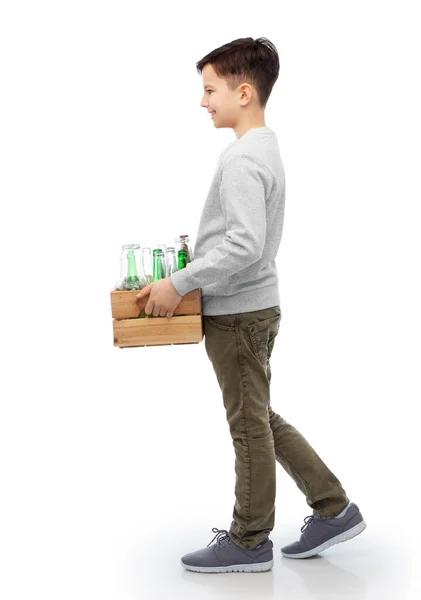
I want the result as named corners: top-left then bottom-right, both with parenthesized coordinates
top-left (196, 37), bottom-right (279, 109)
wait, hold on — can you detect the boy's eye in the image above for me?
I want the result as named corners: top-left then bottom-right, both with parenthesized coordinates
top-left (206, 90), bottom-right (213, 93)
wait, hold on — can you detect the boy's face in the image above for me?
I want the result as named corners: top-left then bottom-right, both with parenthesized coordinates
top-left (200, 63), bottom-right (251, 129)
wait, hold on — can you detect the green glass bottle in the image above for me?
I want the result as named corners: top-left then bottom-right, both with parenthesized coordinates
top-left (178, 235), bottom-right (193, 263)
top-left (178, 249), bottom-right (188, 270)
top-left (145, 249), bottom-right (166, 318)
top-left (152, 249), bottom-right (166, 281)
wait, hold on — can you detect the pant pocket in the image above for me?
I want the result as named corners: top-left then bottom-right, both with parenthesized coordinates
top-left (247, 315), bottom-right (281, 367)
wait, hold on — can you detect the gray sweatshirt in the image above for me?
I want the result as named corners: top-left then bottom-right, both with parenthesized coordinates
top-left (170, 126), bottom-right (286, 316)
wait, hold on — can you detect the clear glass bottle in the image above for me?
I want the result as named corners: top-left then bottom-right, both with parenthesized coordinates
top-left (142, 247), bottom-right (153, 284)
top-left (117, 244), bottom-right (148, 290)
top-left (166, 246), bottom-right (178, 276)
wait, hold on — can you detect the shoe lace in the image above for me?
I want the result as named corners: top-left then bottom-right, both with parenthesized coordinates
top-left (301, 515), bottom-right (315, 533)
top-left (207, 528), bottom-right (233, 548)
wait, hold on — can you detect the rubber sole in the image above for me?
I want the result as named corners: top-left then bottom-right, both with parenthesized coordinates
top-left (281, 520), bottom-right (367, 559)
top-left (180, 558), bottom-right (274, 573)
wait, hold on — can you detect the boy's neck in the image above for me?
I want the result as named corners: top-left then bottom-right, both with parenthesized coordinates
top-left (234, 119), bottom-right (267, 140)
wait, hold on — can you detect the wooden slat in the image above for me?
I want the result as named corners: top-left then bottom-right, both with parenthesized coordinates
top-left (141, 340), bottom-right (203, 346)
top-left (113, 315), bottom-right (204, 347)
top-left (110, 287), bottom-right (202, 319)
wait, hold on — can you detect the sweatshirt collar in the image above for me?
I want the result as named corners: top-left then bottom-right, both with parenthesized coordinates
top-left (235, 126), bottom-right (274, 140)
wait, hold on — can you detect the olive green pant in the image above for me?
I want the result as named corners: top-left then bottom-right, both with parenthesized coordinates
top-left (203, 304), bottom-right (349, 550)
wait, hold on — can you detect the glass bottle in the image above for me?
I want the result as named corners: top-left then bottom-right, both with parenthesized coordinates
top-left (142, 247), bottom-right (153, 284)
top-left (117, 244), bottom-right (148, 291)
top-left (166, 247), bottom-right (178, 276)
top-left (178, 249), bottom-right (188, 270)
top-left (152, 248), bottom-right (166, 281)
top-left (157, 244), bottom-right (168, 276)
top-left (177, 234), bottom-right (194, 263)
top-left (143, 248), bottom-right (167, 319)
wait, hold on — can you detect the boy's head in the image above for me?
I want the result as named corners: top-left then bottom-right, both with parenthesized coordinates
top-left (196, 37), bottom-right (279, 133)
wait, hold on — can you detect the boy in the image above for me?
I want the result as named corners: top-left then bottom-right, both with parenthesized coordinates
top-left (137, 37), bottom-right (366, 573)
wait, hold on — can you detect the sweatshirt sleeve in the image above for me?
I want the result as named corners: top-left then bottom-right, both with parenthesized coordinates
top-left (170, 155), bottom-right (270, 296)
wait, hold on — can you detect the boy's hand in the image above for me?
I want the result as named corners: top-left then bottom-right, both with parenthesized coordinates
top-left (136, 278), bottom-right (183, 318)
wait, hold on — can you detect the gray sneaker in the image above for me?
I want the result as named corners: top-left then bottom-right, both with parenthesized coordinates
top-left (180, 528), bottom-right (274, 573)
top-left (281, 502), bottom-right (367, 559)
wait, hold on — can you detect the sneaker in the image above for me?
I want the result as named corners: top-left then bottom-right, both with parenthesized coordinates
top-left (180, 527), bottom-right (274, 573)
top-left (281, 502), bottom-right (367, 559)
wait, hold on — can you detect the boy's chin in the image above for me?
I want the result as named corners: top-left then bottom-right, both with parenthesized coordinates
top-left (212, 120), bottom-right (229, 129)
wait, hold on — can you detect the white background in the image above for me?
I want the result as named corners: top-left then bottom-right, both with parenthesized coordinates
top-left (1, 1), bottom-right (420, 598)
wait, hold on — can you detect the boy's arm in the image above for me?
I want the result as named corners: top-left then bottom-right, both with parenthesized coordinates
top-left (170, 155), bottom-right (269, 296)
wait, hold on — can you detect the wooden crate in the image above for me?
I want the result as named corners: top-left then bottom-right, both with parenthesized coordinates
top-left (110, 286), bottom-right (204, 348)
